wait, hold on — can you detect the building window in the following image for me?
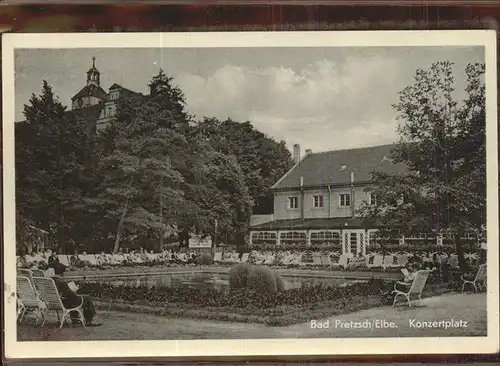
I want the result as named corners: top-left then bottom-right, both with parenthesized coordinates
top-left (108, 107), bottom-right (113, 117)
top-left (368, 231), bottom-right (378, 246)
top-left (251, 231), bottom-right (277, 244)
top-left (310, 231), bottom-right (341, 247)
top-left (339, 193), bottom-right (351, 207)
top-left (280, 231), bottom-right (307, 244)
top-left (288, 196), bottom-right (298, 209)
top-left (369, 192), bottom-right (377, 205)
top-left (313, 195), bottom-right (324, 208)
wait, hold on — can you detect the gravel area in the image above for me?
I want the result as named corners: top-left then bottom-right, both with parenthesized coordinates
top-left (18, 292), bottom-right (486, 340)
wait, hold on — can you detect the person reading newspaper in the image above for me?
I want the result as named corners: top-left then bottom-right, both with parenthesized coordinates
top-left (380, 263), bottom-right (421, 304)
top-left (50, 263), bottom-right (102, 326)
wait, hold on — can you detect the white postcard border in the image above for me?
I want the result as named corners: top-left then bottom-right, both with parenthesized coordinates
top-left (3, 30), bottom-right (499, 358)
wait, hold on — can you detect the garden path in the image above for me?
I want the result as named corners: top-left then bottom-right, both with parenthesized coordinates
top-left (18, 292), bottom-right (486, 341)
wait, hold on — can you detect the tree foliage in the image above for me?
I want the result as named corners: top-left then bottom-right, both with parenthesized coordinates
top-left (16, 81), bottom-right (96, 252)
top-left (359, 61), bottom-right (486, 270)
top-left (194, 117), bottom-right (293, 214)
top-left (16, 71), bottom-right (294, 252)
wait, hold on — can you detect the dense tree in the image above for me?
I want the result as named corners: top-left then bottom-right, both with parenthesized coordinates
top-left (91, 71), bottom-right (189, 252)
top-left (16, 81), bottom-right (96, 252)
top-left (360, 61), bottom-right (486, 271)
top-left (194, 117), bottom-right (293, 214)
top-left (17, 71), bottom-right (292, 252)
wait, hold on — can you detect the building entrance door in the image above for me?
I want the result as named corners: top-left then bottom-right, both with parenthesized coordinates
top-left (343, 230), bottom-right (365, 256)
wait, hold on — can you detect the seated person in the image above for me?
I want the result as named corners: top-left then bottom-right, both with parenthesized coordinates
top-left (48, 252), bottom-right (60, 268)
top-left (70, 251), bottom-right (83, 268)
top-left (50, 263), bottom-right (103, 326)
top-left (380, 263), bottom-right (421, 304)
top-left (97, 251), bottom-right (110, 266)
top-left (421, 257), bottom-right (436, 270)
top-left (33, 252), bottom-right (45, 263)
top-left (349, 253), bottom-right (367, 268)
top-left (461, 261), bottom-right (482, 284)
top-left (17, 254), bottom-right (29, 269)
top-left (400, 263), bottom-right (420, 283)
top-left (127, 250), bottom-right (140, 264)
top-left (448, 255), bottom-right (459, 269)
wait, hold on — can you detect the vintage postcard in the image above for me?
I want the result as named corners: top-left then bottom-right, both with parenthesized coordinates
top-left (3, 31), bottom-right (499, 358)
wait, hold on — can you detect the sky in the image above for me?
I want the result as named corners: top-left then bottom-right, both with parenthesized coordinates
top-left (15, 46), bottom-right (484, 153)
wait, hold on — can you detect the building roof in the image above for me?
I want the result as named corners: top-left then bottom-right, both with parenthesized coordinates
top-left (251, 217), bottom-right (383, 230)
top-left (71, 103), bottom-right (104, 123)
top-left (108, 83), bottom-right (143, 98)
top-left (71, 84), bottom-right (108, 101)
top-left (272, 144), bottom-right (408, 190)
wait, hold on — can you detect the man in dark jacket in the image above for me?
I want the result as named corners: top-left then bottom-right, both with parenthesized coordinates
top-left (48, 252), bottom-right (59, 268)
top-left (52, 263), bottom-right (102, 326)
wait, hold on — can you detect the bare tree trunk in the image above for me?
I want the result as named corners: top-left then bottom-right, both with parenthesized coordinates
top-left (455, 230), bottom-right (468, 272)
top-left (57, 129), bottom-right (65, 253)
top-left (159, 181), bottom-right (164, 251)
top-left (112, 195), bottom-right (130, 253)
top-left (113, 177), bottom-right (134, 254)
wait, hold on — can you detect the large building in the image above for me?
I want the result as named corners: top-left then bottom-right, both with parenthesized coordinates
top-left (249, 144), bottom-right (408, 256)
top-left (69, 57), bottom-right (143, 132)
top-left (16, 57), bottom-right (144, 132)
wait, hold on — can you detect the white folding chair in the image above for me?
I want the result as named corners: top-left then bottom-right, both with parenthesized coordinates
top-left (461, 264), bottom-right (487, 293)
top-left (17, 268), bottom-right (34, 281)
top-left (320, 255), bottom-right (332, 266)
top-left (33, 277), bottom-right (86, 328)
top-left (17, 297), bottom-right (26, 322)
top-left (392, 270), bottom-right (431, 308)
top-left (32, 269), bottom-right (46, 278)
top-left (337, 255), bottom-right (349, 270)
top-left (312, 254), bottom-right (322, 266)
top-left (383, 255), bottom-right (394, 269)
top-left (57, 255), bottom-right (70, 267)
top-left (16, 276), bottom-right (45, 325)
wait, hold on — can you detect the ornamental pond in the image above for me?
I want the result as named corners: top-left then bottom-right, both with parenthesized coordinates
top-left (87, 271), bottom-right (370, 291)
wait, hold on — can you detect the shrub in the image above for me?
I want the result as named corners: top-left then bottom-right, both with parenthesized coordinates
top-left (229, 263), bottom-right (253, 291)
top-left (275, 272), bottom-right (285, 292)
top-left (197, 253), bottom-right (213, 266)
top-left (247, 266), bottom-right (278, 295)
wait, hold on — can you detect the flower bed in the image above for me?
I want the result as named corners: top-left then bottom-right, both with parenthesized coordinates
top-left (79, 279), bottom-right (388, 326)
top-left (93, 294), bottom-right (385, 326)
top-left (78, 275), bottom-right (453, 326)
top-left (78, 279), bottom-right (383, 309)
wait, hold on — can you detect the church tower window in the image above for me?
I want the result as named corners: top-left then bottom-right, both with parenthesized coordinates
top-left (71, 57), bottom-right (107, 110)
top-left (87, 56), bottom-right (101, 87)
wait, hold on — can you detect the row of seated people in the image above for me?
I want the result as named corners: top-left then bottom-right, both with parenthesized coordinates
top-left (162, 249), bottom-right (473, 271)
top-left (245, 250), bottom-right (471, 271)
top-left (17, 248), bottom-right (480, 272)
top-left (17, 249), bottom-right (200, 270)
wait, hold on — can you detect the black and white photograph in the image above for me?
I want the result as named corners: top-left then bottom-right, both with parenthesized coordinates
top-left (2, 31), bottom-right (498, 358)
